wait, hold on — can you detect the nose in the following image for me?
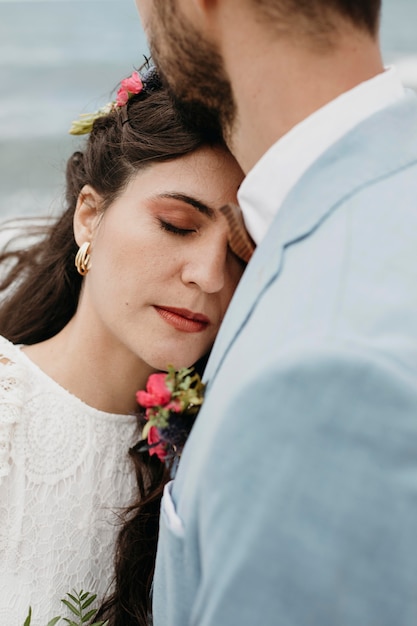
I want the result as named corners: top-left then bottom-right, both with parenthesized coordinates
top-left (181, 236), bottom-right (228, 294)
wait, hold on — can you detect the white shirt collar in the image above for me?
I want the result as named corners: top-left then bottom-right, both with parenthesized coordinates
top-left (238, 66), bottom-right (406, 245)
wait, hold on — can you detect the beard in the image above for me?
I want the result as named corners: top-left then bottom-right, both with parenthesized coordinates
top-left (149, 0), bottom-right (237, 144)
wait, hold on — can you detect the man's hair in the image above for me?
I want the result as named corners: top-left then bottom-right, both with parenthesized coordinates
top-left (252, 0), bottom-right (382, 39)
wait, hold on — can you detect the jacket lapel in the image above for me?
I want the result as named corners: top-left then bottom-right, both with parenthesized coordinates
top-left (204, 91), bottom-right (417, 384)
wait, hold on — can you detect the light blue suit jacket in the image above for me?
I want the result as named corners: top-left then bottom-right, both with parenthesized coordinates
top-left (152, 92), bottom-right (417, 626)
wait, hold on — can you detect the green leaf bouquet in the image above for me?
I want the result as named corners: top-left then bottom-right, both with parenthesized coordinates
top-left (23, 590), bottom-right (108, 626)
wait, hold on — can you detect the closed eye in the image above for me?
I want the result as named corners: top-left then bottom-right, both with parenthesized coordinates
top-left (159, 219), bottom-right (196, 237)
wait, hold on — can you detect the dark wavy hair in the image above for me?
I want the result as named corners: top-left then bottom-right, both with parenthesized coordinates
top-left (0, 66), bottom-right (223, 626)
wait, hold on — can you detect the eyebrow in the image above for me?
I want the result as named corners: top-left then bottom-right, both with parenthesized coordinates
top-left (157, 192), bottom-right (216, 219)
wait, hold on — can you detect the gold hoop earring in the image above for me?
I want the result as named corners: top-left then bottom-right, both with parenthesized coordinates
top-left (75, 241), bottom-right (92, 276)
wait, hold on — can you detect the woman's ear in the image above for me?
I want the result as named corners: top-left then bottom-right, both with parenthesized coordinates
top-left (73, 184), bottom-right (103, 247)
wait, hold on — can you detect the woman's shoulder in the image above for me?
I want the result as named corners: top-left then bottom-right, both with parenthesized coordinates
top-left (0, 335), bottom-right (27, 396)
top-left (0, 335), bottom-right (27, 392)
top-left (0, 335), bottom-right (27, 480)
top-left (0, 334), bottom-right (22, 365)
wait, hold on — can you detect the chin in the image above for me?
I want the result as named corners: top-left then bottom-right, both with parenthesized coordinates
top-left (144, 337), bottom-right (213, 373)
top-left (149, 353), bottom-right (201, 373)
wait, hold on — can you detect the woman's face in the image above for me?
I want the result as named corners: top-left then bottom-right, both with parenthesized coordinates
top-left (76, 146), bottom-right (244, 372)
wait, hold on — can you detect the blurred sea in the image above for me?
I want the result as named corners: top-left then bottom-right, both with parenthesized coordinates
top-left (1, 0), bottom-right (417, 220)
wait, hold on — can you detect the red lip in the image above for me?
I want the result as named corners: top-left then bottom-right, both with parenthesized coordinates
top-left (154, 306), bottom-right (210, 333)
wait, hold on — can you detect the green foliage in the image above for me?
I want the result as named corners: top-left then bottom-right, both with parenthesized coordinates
top-left (23, 607), bottom-right (32, 626)
top-left (22, 590), bottom-right (108, 626)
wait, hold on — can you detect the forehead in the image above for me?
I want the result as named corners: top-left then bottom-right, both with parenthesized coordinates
top-left (127, 148), bottom-right (243, 203)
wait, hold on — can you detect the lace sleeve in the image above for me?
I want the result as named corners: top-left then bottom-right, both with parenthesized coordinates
top-left (0, 337), bottom-right (25, 479)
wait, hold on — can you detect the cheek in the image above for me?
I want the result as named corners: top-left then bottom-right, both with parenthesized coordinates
top-left (93, 218), bottom-right (153, 270)
top-left (91, 228), bottom-right (179, 297)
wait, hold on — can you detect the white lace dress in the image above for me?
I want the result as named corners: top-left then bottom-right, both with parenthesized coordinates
top-left (0, 335), bottom-right (139, 626)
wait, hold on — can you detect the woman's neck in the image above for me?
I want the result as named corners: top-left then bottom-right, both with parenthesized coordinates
top-left (23, 316), bottom-right (156, 415)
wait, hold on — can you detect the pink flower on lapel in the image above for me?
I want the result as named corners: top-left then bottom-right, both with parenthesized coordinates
top-left (148, 426), bottom-right (167, 461)
top-left (136, 366), bottom-right (206, 463)
top-left (136, 373), bottom-right (171, 408)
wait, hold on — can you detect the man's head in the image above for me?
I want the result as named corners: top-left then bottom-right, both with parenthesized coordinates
top-left (250, 1), bottom-right (381, 39)
top-left (136, 0), bottom-right (235, 142)
top-left (136, 0), bottom-right (382, 148)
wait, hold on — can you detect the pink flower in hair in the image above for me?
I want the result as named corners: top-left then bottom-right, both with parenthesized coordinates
top-left (69, 70), bottom-right (144, 135)
top-left (116, 71), bottom-right (144, 107)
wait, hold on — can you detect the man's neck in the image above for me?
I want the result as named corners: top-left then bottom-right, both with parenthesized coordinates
top-left (220, 23), bottom-right (384, 173)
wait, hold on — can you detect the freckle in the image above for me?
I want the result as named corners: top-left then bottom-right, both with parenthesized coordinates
top-left (125, 302), bottom-right (129, 306)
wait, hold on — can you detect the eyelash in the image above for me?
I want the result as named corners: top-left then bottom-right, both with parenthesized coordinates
top-left (159, 219), bottom-right (196, 237)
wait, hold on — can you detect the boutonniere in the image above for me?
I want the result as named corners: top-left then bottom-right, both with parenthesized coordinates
top-left (136, 365), bottom-right (206, 462)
